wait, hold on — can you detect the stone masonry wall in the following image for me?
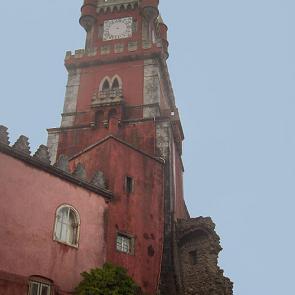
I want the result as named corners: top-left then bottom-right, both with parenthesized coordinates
top-left (176, 218), bottom-right (233, 295)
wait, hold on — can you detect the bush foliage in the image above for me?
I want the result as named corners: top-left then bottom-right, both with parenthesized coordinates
top-left (75, 263), bottom-right (141, 295)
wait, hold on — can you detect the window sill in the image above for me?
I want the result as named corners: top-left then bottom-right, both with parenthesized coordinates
top-left (116, 249), bottom-right (134, 256)
top-left (53, 238), bottom-right (79, 249)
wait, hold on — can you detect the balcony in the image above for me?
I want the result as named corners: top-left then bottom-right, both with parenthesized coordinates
top-left (92, 88), bottom-right (123, 106)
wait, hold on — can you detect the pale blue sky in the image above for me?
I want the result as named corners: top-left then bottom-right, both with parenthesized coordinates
top-left (0, 1), bottom-right (294, 294)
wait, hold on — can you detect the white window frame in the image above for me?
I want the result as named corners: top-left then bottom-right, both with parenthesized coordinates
top-left (28, 277), bottom-right (52, 295)
top-left (53, 204), bottom-right (80, 248)
top-left (116, 233), bottom-right (134, 255)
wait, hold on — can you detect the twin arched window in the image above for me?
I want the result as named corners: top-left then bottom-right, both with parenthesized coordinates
top-left (99, 75), bottom-right (122, 92)
top-left (54, 205), bottom-right (80, 247)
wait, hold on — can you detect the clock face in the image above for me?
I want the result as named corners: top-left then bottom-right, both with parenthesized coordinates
top-left (103, 17), bottom-right (133, 41)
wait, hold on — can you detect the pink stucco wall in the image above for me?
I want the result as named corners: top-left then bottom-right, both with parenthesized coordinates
top-left (0, 152), bottom-right (108, 294)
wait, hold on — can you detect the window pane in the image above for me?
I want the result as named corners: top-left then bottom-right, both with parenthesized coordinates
top-left (62, 225), bottom-right (68, 241)
top-left (58, 207), bottom-right (69, 223)
top-left (41, 284), bottom-right (50, 295)
top-left (55, 218), bottom-right (62, 240)
top-left (68, 210), bottom-right (76, 244)
top-left (116, 235), bottom-right (131, 253)
top-left (30, 283), bottom-right (39, 295)
top-left (56, 207), bottom-right (69, 242)
top-left (55, 206), bottom-right (79, 246)
top-left (116, 235), bottom-right (123, 251)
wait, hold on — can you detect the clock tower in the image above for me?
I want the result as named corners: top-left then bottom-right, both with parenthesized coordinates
top-left (47, 1), bottom-right (233, 294)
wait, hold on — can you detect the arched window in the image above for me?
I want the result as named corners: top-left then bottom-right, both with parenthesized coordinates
top-left (112, 78), bottom-right (120, 90)
top-left (102, 79), bottom-right (110, 91)
top-left (28, 276), bottom-right (52, 295)
top-left (111, 75), bottom-right (122, 90)
top-left (54, 205), bottom-right (80, 247)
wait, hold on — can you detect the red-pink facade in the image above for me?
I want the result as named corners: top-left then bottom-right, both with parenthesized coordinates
top-left (1, 1), bottom-right (189, 294)
top-left (0, 150), bottom-right (109, 294)
top-left (69, 136), bottom-right (165, 294)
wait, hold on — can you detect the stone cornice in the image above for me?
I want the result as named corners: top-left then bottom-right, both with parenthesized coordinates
top-left (65, 46), bottom-right (163, 70)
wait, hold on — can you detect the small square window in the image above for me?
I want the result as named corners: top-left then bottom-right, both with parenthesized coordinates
top-left (125, 176), bottom-right (134, 194)
top-left (116, 234), bottom-right (133, 254)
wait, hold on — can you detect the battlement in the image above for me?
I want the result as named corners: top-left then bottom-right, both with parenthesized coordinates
top-left (96, 0), bottom-right (139, 13)
top-left (0, 125), bottom-right (112, 199)
top-left (64, 39), bottom-right (162, 63)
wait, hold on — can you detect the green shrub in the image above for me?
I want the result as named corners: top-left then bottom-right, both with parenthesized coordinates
top-left (75, 263), bottom-right (141, 295)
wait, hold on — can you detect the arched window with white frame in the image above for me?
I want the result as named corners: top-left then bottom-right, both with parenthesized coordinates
top-left (102, 79), bottom-right (110, 91)
top-left (54, 205), bottom-right (80, 247)
top-left (28, 276), bottom-right (52, 295)
top-left (111, 75), bottom-right (122, 90)
top-left (99, 76), bottom-right (112, 92)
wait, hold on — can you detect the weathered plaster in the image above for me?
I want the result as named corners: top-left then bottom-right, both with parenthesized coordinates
top-left (144, 59), bottom-right (161, 118)
top-left (61, 69), bottom-right (81, 127)
top-left (47, 131), bottom-right (60, 164)
top-left (156, 121), bottom-right (170, 158)
top-left (0, 152), bottom-right (108, 293)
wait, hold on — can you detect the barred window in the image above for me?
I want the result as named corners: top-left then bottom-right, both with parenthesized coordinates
top-left (116, 234), bottom-right (133, 254)
top-left (54, 205), bottom-right (80, 247)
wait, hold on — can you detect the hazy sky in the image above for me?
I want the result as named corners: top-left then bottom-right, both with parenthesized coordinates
top-left (0, 1), bottom-right (294, 294)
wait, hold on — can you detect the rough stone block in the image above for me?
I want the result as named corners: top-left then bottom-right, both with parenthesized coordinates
top-left (47, 131), bottom-right (60, 164)
top-left (62, 69), bottom-right (81, 115)
top-left (12, 135), bottom-right (31, 155)
top-left (61, 114), bottom-right (75, 128)
top-left (33, 145), bottom-right (51, 165)
top-left (0, 125), bottom-right (10, 145)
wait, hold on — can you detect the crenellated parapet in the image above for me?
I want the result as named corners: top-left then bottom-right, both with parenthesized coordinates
top-left (64, 40), bottom-right (163, 70)
top-left (12, 135), bottom-right (31, 155)
top-left (0, 125), bottom-right (110, 196)
top-left (96, 0), bottom-right (139, 14)
top-left (33, 144), bottom-right (51, 165)
top-left (0, 125), bottom-right (10, 145)
top-left (175, 217), bottom-right (233, 295)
